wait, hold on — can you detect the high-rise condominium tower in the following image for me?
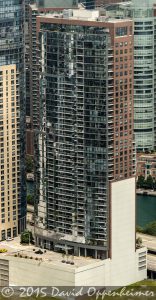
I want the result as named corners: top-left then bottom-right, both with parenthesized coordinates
top-left (33, 8), bottom-right (147, 287)
top-left (35, 9), bottom-right (135, 258)
top-left (0, 0), bottom-right (26, 240)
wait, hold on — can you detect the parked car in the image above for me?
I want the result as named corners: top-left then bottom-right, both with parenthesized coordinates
top-left (6, 237), bottom-right (14, 241)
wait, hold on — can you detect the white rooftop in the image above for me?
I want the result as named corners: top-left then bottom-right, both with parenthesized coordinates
top-left (38, 8), bottom-right (132, 24)
top-left (0, 237), bottom-right (101, 269)
top-left (72, 9), bottom-right (99, 21)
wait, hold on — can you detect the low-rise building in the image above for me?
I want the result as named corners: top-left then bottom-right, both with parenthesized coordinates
top-left (137, 153), bottom-right (156, 180)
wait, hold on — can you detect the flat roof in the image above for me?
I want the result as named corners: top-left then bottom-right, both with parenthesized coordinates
top-left (138, 155), bottom-right (156, 159)
top-left (29, 4), bottom-right (38, 11)
top-left (37, 11), bottom-right (132, 24)
top-left (0, 238), bottom-right (101, 269)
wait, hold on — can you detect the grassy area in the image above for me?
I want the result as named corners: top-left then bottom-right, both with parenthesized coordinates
top-left (0, 296), bottom-right (56, 300)
top-left (131, 279), bottom-right (156, 286)
top-left (84, 281), bottom-right (156, 300)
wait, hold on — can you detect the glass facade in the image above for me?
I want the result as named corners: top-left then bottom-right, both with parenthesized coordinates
top-left (84, 0), bottom-right (95, 9)
top-left (132, 0), bottom-right (155, 151)
top-left (35, 17), bottom-right (135, 257)
top-left (0, 0), bottom-right (26, 233)
top-left (37, 0), bottom-right (78, 8)
top-left (105, 0), bottom-right (156, 151)
top-left (36, 22), bottom-right (112, 257)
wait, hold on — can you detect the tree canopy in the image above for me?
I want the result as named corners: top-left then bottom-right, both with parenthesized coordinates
top-left (137, 175), bottom-right (156, 190)
top-left (21, 230), bottom-right (33, 244)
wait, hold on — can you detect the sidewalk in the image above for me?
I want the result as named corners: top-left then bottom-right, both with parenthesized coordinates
top-left (136, 189), bottom-right (156, 196)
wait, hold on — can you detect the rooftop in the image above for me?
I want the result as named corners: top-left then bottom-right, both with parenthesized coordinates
top-left (29, 3), bottom-right (38, 11)
top-left (0, 237), bottom-right (101, 269)
top-left (137, 153), bottom-right (156, 160)
top-left (37, 8), bottom-right (132, 23)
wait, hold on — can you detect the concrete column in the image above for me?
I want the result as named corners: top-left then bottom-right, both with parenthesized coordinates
top-left (41, 239), bottom-right (44, 249)
top-left (48, 241), bottom-right (50, 250)
top-left (74, 246), bottom-right (79, 256)
top-left (35, 236), bottom-right (39, 247)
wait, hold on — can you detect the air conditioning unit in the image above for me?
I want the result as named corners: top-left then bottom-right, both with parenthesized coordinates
top-left (63, 9), bottom-right (73, 19)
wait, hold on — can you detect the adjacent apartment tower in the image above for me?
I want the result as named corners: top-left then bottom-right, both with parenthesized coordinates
top-left (105, 0), bottom-right (156, 151)
top-left (34, 9), bottom-right (147, 285)
top-left (132, 0), bottom-right (155, 151)
top-left (0, 0), bottom-right (26, 240)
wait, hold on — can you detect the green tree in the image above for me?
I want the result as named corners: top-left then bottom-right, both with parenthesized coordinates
top-left (145, 175), bottom-right (153, 189)
top-left (20, 230), bottom-right (33, 244)
top-left (26, 156), bottom-right (34, 173)
top-left (136, 225), bottom-right (144, 233)
top-left (144, 221), bottom-right (156, 236)
top-left (27, 194), bottom-right (34, 206)
top-left (137, 175), bottom-right (145, 189)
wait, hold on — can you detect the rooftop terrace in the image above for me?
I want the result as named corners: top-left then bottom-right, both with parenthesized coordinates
top-left (0, 237), bottom-right (101, 269)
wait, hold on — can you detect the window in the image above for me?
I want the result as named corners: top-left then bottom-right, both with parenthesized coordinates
top-left (7, 228), bottom-right (11, 238)
top-left (1, 230), bottom-right (5, 240)
top-left (116, 27), bottom-right (128, 37)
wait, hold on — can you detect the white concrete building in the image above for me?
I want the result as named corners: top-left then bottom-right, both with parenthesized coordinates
top-left (2, 178), bottom-right (146, 289)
